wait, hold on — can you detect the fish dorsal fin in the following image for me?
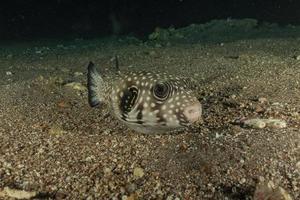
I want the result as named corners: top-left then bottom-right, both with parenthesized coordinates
top-left (87, 61), bottom-right (105, 107)
top-left (114, 55), bottom-right (121, 74)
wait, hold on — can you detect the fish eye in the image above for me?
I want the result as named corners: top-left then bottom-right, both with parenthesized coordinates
top-left (153, 82), bottom-right (170, 100)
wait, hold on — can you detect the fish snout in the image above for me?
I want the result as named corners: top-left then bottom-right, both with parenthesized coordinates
top-left (183, 101), bottom-right (202, 123)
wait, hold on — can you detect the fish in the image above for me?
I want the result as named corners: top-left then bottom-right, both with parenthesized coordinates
top-left (87, 60), bottom-right (202, 134)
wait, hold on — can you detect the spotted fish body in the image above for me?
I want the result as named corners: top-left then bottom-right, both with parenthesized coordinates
top-left (87, 61), bottom-right (202, 134)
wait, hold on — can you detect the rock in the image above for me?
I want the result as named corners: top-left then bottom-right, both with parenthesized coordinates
top-left (242, 118), bottom-right (287, 129)
top-left (243, 118), bottom-right (266, 129)
top-left (133, 167), bottom-right (144, 178)
top-left (253, 181), bottom-right (293, 200)
top-left (0, 187), bottom-right (37, 199)
top-left (64, 82), bottom-right (87, 91)
top-left (265, 119), bottom-right (287, 129)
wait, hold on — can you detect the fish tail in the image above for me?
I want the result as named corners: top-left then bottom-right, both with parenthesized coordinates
top-left (87, 61), bottom-right (104, 107)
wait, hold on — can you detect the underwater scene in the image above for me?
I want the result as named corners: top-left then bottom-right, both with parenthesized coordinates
top-left (0, 1), bottom-right (300, 200)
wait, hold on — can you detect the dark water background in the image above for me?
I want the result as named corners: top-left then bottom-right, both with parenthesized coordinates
top-left (1, 0), bottom-right (300, 41)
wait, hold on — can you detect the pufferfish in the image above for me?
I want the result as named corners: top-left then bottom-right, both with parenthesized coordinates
top-left (87, 60), bottom-right (202, 134)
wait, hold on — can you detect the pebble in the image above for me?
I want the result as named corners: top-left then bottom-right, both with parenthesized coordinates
top-left (294, 55), bottom-right (300, 60)
top-left (61, 68), bottom-right (70, 73)
top-left (258, 97), bottom-right (268, 104)
top-left (133, 167), bottom-right (144, 178)
top-left (103, 167), bottom-right (112, 176)
top-left (86, 196), bottom-right (93, 200)
top-left (64, 82), bottom-right (87, 91)
top-left (126, 183), bottom-right (137, 193)
top-left (239, 178), bottom-right (246, 184)
top-left (74, 72), bottom-right (83, 77)
top-left (6, 71), bottom-right (13, 76)
top-left (85, 156), bottom-right (95, 162)
top-left (120, 187), bottom-right (126, 194)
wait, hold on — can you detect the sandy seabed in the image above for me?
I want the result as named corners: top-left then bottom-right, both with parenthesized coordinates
top-left (0, 19), bottom-right (300, 199)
